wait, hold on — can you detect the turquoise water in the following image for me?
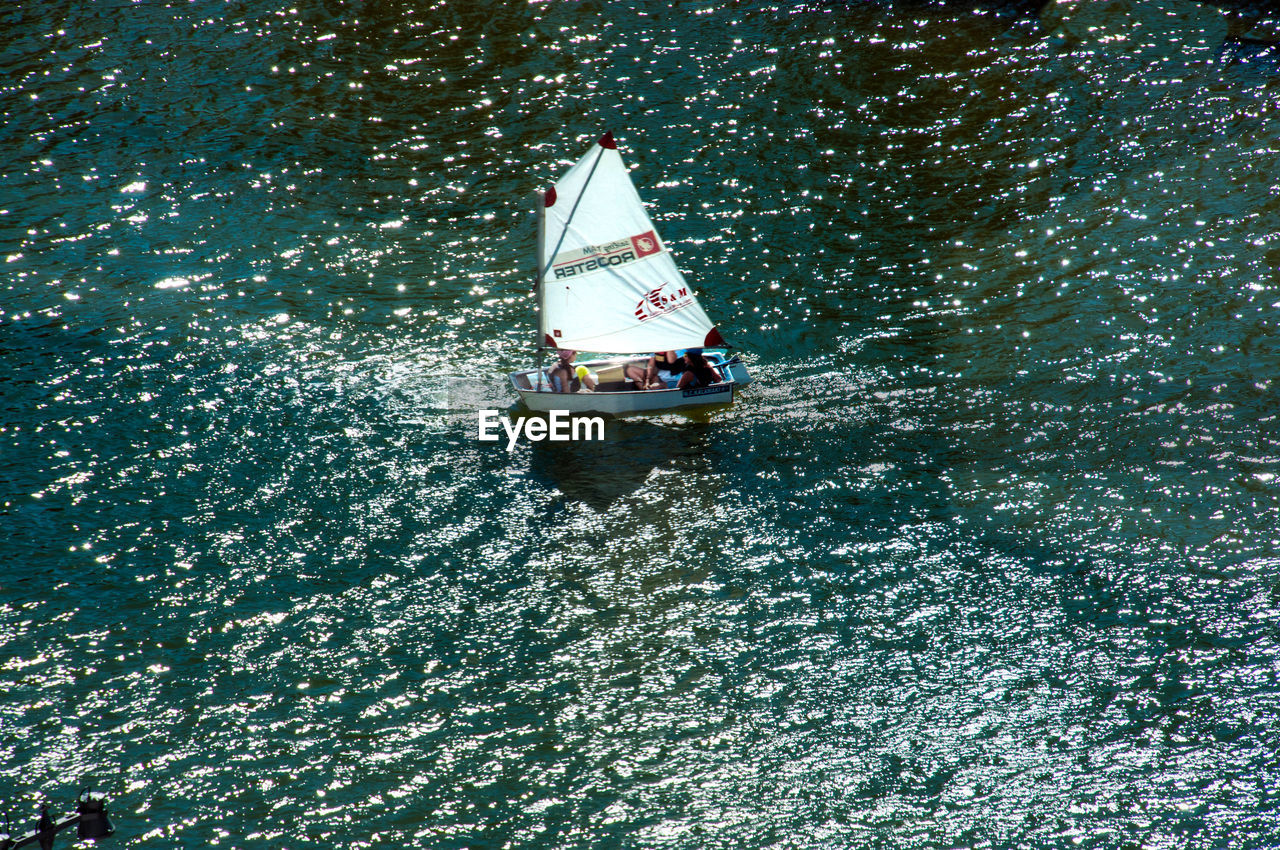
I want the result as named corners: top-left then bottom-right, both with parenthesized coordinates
top-left (4, 0), bottom-right (1280, 846)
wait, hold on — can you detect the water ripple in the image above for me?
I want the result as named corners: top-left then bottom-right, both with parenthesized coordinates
top-left (5, 0), bottom-right (1280, 847)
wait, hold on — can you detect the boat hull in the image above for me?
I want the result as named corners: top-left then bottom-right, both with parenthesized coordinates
top-left (509, 353), bottom-right (747, 417)
top-left (516, 381), bottom-right (733, 416)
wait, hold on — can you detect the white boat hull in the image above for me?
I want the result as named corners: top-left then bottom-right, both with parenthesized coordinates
top-left (509, 353), bottom-right (748, 417)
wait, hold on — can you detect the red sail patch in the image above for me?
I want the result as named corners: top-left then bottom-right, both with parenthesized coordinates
top-left (630, 231), bottom-right (661, 258)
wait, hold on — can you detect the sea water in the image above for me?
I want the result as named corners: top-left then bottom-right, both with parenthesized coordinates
top-left (4, 0), bottom-right (1280, 847)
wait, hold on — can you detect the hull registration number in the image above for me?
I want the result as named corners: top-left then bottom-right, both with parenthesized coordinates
top-left (682, 384), bottom-right (731, 399)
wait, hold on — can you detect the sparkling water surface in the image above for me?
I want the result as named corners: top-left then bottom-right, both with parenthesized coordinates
top-left (4, 0), bottom-right (1280, 847)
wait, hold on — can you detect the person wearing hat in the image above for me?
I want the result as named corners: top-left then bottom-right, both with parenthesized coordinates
top-left (548, 349), bottom-right (596, 393)
top-left (677, 348), bottom-right (719, 389)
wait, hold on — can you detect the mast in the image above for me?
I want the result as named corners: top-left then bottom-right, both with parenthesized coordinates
top-left (533, 132), bottom-right (612, 363)
top-left (534, 190), bottom-right (546, 391)
top-left (541, 135), bottom-right (610, 292)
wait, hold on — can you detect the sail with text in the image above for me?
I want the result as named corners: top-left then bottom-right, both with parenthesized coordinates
top-left (537, 132), bottom-right (726, 354)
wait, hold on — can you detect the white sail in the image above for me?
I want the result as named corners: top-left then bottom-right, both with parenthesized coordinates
top-left (537, 132), bottom-right (725, 354)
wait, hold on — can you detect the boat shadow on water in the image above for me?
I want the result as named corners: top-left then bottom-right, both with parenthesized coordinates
top-left (523, 410), bottom-right (719, 510)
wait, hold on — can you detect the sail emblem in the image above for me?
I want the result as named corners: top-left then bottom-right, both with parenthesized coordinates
top-left (634, 282), bottom-right (693, 322)
top-left (631, 231), bottom-right (662, 258)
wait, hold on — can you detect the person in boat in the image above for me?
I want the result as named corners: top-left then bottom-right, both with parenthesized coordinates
top-left (625, 350), bottom-right (685, 390)
top-left (549, 349), bottom-right (596, 393)
top-left (677, 348), bottom-right (721, 389)
top-left (650, 350), bottom-right (687, 388)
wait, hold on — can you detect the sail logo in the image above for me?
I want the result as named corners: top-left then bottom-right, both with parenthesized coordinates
top-left (634, 282), bottom-right (693, 322)
top-left (551, 232), bottom-right (663, 280)
top-left (631, 231), bottom-right (662, 258)
top-left (552, 249), bottom-right (635, 279)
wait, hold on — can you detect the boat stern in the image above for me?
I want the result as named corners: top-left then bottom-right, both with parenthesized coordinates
top-left (723, 355), bottom-right (752, 387)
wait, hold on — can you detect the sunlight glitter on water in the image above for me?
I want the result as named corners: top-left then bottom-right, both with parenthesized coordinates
top-left (4, 0), bottom-right (1280, 846)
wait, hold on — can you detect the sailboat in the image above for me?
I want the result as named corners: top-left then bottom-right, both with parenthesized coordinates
top-left (509, 132), bottom-right (751, 416)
